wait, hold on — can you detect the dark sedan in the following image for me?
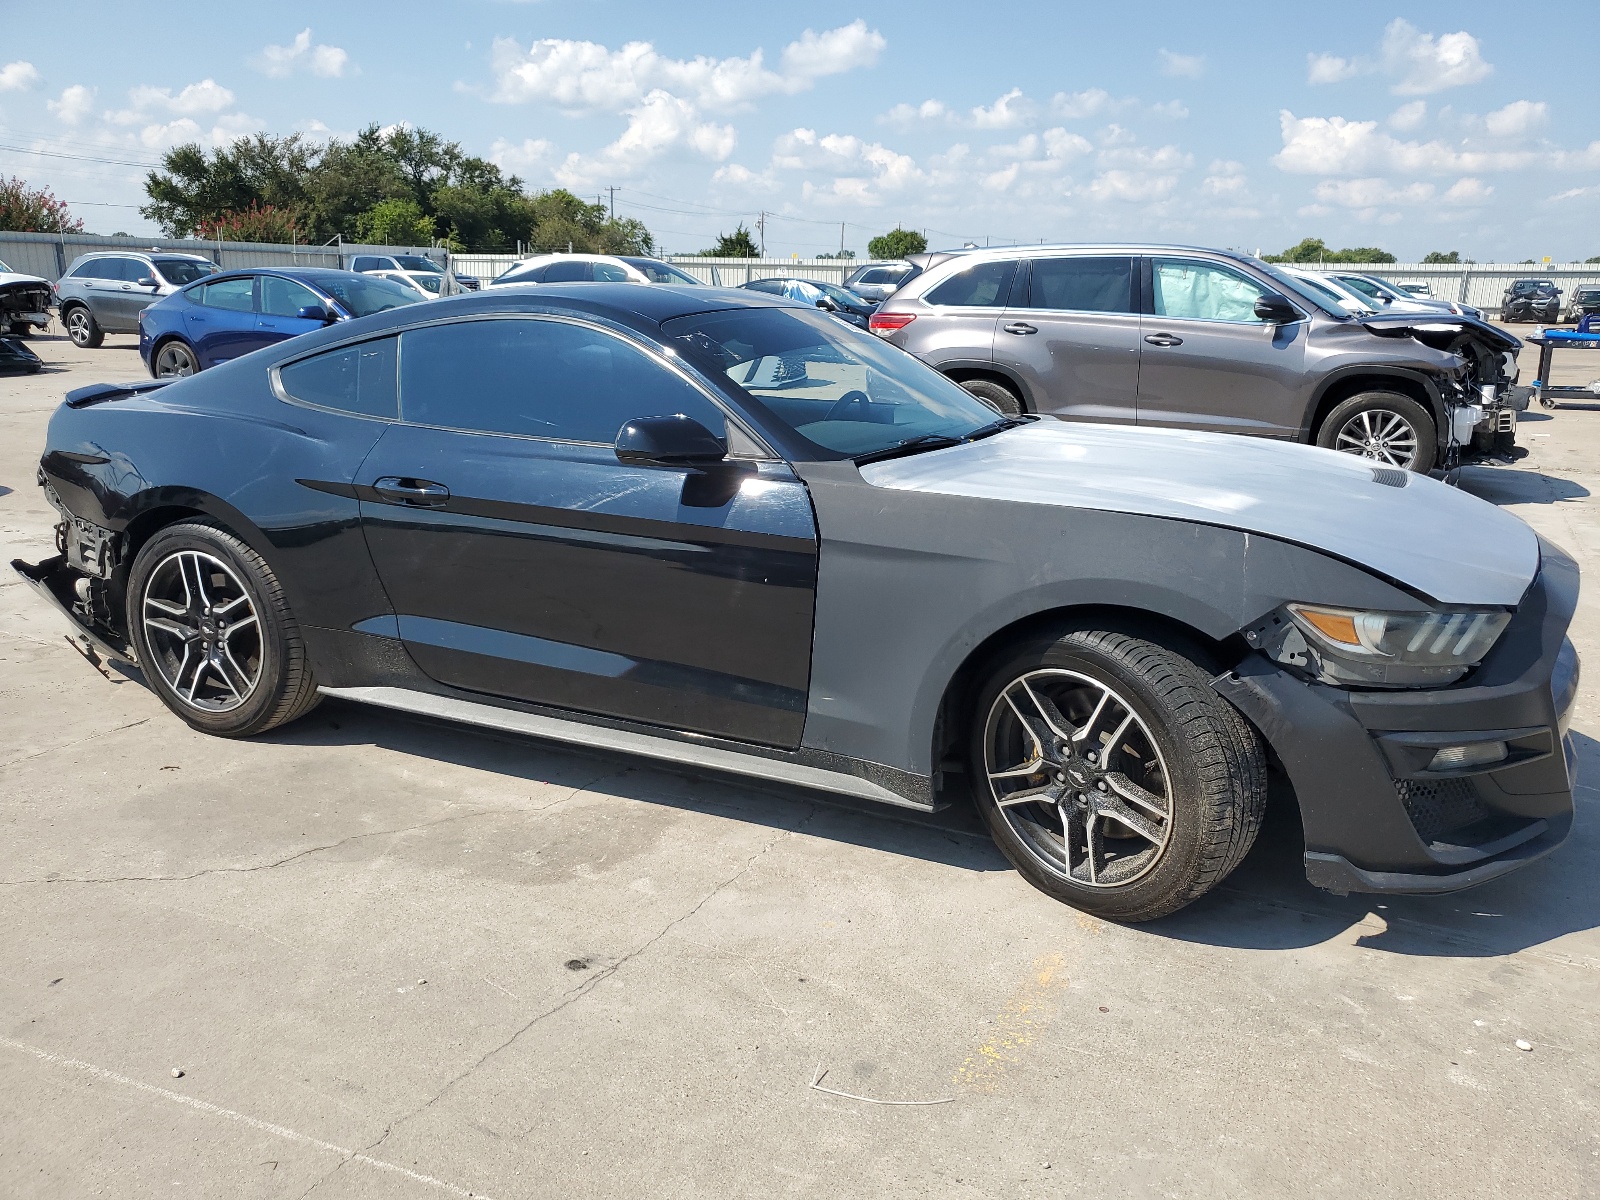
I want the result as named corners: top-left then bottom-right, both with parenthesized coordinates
top-left (138, 267), bottom-right (421, 377)
top-left (740, 276), bottom-right (877, 327)
top-left (14, 285), bottom-right (1579, 921)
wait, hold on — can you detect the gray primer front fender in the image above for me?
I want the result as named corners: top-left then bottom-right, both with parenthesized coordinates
top-left (793, 459), bottom-right (1421, 777)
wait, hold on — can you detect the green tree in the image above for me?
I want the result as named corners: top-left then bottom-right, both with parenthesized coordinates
top-left (1585, 255), bottom-right (1600, 264)
top-left (700, 224), bottom-right (760, 257)
top-left (196, 203), bottom-right (302, 243)
top-left (817, 249), bottom-right (856, 260)
top-left (1263, 237), bottom-right (1395, 264)
top-left (142, 134), bottom-right (316, 237)
top-left (355, 198), bottom-right (435, 247)
top-left (867, 227), bottom-right (927, 259)
top-left (1422, 250), bottom-right (1461, 264)
top-left (1341, 246), bottom-right (1397, 263)
top-left (0, 176), bottom-right (84, 231)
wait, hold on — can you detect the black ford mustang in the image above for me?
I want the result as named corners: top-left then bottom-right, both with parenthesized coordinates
top-left (13, 285), bottom-right (1579, 920)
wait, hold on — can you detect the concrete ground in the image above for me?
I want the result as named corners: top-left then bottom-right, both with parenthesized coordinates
top-left (1, 326), bottom-right (1597, 1200)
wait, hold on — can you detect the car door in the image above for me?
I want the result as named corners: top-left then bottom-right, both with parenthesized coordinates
top-left (909, 257), bottom-right (1016, 377)
top-left (257, 275), bottom-right (334, 347)
top-left (354, 315), bottom-right (819, 748)
top-left (997, 255), bottom-right (1140, 422)
top-left (182, 276), bottom-right (265, 367)
top-left (90, 258), bottom-right (149, 331)
top-left (1135, 256), bottom-right (1309, 437)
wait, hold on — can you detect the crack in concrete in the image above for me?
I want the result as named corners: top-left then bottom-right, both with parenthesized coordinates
top-left (0, 767), bottom-right (619, 888)
top-left (0, 717), bottom-right (152, 771)
top-left (345, 803), bottom-right (821, 1153)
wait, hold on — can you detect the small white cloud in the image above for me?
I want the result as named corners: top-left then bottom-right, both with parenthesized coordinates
top-left (1550, 184), bottom-right (1599, 203)
top-left (257, 29), bottom-right (351, 79)
top-left (1483, 99), bottom-right (1546, 138)
top-left (779, 19), bottom-right (885, 80)
top-left (0, 61), bottom-right (42, 92)
top-left (1150, 100), bottom-right (1189, 119)
top-left (1312, 177), bottom-right (1434, 208)
top-left (1200, 160), bottom-right (1247, 196)
top-left (1050, 88), bottom-right (1112, 119)
top-left (47, 84), bottom-right (95, 124)
top-left (1086, 169), bottom-right (1179, 203)
top-left (969, 88), bottom-right (1034, 130)
top-left (489, 137), bottom-right (557, 175)
top-left (1387, 100), bottom-right (1427, 131)
top-left (125, 79), bottom-right (235, 117)
top-left (1307, 53), bottom-right (1359, 85)
top-left (1159, 49), bottom-right (1204, 79)
top-left (880, 98), bottom-right (948, 126)
top-left (1381, 18), bottom-right (1491, 95)
top-left (1441, 177), bottom-right (1492, 204)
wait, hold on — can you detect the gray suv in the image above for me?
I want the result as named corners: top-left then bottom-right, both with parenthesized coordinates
top-left (56, 251), bottom-right (217, 348)
top-left (870, 244), bottom-right (1522, 473)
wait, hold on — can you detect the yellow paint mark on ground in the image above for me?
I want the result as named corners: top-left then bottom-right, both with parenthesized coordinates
top-left (953, 952), bottom-right (1067, 1094)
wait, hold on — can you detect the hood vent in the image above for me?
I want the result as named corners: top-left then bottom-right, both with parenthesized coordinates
top-left (1370, 467), bottom-right (1410, 489)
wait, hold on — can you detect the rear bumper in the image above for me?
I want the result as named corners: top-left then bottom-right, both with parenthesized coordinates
top-left (1216, 538), bottom-right (1580, 896)
top-left (9, 555), bottom-right (133, 663)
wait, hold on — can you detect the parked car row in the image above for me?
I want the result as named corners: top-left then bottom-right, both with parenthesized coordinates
top-left (13, 278), bottom-right (1579, 921)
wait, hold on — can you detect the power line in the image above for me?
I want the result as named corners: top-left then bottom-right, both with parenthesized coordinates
top-left (0, 142), bottom-right (163, 169)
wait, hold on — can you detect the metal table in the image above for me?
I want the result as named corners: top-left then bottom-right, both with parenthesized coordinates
top-left (1529, 330), bottom-right (1600, 407)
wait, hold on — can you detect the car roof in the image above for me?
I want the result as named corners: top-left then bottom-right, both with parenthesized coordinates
top-left (73, 250), bottom-right (211, 261)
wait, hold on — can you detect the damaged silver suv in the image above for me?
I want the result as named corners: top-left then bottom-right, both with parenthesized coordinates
top-left (869, 245), bottom-right (1523, 472)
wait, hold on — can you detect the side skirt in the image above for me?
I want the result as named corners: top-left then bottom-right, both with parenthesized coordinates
top-left (319, 684), bottom-right (937, 812)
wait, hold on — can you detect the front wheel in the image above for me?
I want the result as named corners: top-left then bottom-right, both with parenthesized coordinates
top-left (125, 521), bottom-right (320, 736)
top-left (1316, 392), bottom-right (1436, 473)
top-left (970, 629), bottom-right (1266, 922)
top-left (153, 339), bottom-right (199, 378)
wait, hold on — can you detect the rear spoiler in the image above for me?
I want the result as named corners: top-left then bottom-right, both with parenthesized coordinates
top-left (65, 378), bottom-right (175, 409)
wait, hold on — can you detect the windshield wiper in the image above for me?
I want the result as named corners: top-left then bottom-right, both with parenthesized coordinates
top-left (853, 434), bottom-right (965, 465)
top-left (963, 416), bottom-right (1031, 442)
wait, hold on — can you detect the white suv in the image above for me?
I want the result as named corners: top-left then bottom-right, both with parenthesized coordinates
top-left (488, 254), bottom-right (706, 287)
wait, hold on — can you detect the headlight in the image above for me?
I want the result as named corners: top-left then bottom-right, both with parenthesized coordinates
top-left (1251, 604), bottom-right (1512, 688)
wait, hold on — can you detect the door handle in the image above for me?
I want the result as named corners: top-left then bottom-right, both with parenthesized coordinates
top-left (1144, 333), bottom-right (1184, 346)
top-left (373, 477), bottom-right (451, 507)
top-left (1003, 321), bottom-right (1038, 335)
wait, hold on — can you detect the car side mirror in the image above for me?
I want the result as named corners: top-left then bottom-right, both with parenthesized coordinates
top-left (816, 296), bottom-right (837, 311)
top-left (296, 305), bottom-right (337, 323)
top-left (137, 277), bottom-right (157, 289)
top-left (615, 414), bottom-right (728, 468)
top-left (1254, 292), bottom-right (1300, 323)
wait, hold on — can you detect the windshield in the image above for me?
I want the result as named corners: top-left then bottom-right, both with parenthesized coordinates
top-left (623, 258), bottom-right (703, 285)
top-left (154, 258), bottom-right (217, 286)
top-left (1250, 260), bottom-right (1356, 318)
top-left (314, 274), bottom-right (422, 317)
top-left (665, 308), bottom-right (1006, 459)
top-left (1291, 272), bottom-right (1371, 314)
top-left (394, 255), bottom-right (443, 273)
top-left (0, 259), bottom-right (10, 273)
top-left (1510, 280), bottom-right (1555, 295)
top-left (816, 281), bottom-right (865, 308)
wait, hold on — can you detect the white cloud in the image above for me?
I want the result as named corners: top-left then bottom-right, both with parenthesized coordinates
top-left (1050, 88), bottom-right (1112, 119)
top-left (47, 84), bottom-right (95, 125)
top-left (881, 98), bottom-right (949, 126)
top-left (1441, 177), bottom-right (1492, 204)
top-left (257, 29), bottom-right (351, 79)
top-left (1312, 178), bottom-right (1435, 208)
top-left (1483, 99), bottom-right (1547, 138)
top-left (1274, 111), bottom-right (1545, 175)
top-left (1099, 142), bottom-right (1193, 171)
top-left (1043, 128), bottom-right (1093, 160)
top-left (1380, 19), bottom-right (1491, 95)
top-left (1086, 170), bottom-right (1178, 203)
top-left (119, 80), bottom-right (235, 120)
top-left (1200, 160), bottom-right (1247, 196)
top-left (489, 136), bottom-right (557, 175)
top-left (1149, 100), bottom-right (1189, 120)
top-left (969, 88), bottom-right (1035, 130)
top-left (767, 126), bottom-right (925, 206)
top-left (0, 61), bottom-right (42, 92)
top-left (1550, 184), bottom-right (1600, 203)
top-left (1387, 100), bottom-right (1427, 131)
top-left (1307, 53), bottom-right (1358, 85)
top-left (1159, 50), bottom-right (1204, 79)
top-left (554, 90), bottom-right (737, 188)
top-left (487, 22), bottom-right (882, 113)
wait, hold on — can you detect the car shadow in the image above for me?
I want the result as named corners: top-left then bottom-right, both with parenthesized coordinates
top-left (1146, 730), bottom-right (1600, 958)
top-left (1455, 464), bottom-right (1590, 506)
top-left (257, 696), bottom-right (1008, 876)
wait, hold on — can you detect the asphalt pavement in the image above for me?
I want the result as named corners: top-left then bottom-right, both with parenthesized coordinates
top-left (1, 327), bottom-right (1597, 1199)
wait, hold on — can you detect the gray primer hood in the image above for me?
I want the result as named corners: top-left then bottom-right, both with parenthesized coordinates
top-left (858, 421), bottom-right (1539, 607)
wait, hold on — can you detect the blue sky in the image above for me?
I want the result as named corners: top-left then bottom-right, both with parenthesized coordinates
top-left (1, 1), bottom-right (1596, 259)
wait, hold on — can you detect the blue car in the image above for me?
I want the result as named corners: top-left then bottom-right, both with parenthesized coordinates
top-left (138, 268), bottom-right (421, 377)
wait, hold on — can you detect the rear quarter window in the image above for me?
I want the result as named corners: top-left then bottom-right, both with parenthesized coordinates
top-left (925, 260), bottom-right (1017, 307)
top-left (277, 338), bottom-right (399, 419)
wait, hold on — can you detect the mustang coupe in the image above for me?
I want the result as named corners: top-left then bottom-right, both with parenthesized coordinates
top-left (13, 285), bottom-right (1579, 921)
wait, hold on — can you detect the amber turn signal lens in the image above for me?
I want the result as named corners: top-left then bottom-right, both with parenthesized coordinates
top-left (1294, 608), bottom-right (1361, 647)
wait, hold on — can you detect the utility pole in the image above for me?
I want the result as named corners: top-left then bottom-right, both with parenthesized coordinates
top-left (840, 222), bottom-right (845, 258)
top-left (757, 211), bottom-right (766, 258)
top-left (607, 186), bottom-right (617, 220)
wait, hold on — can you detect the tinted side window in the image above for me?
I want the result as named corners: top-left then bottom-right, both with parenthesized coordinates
top-left (542, 260), bottom-right (592, 283)
top-left (278, 338), bottom-right (398, 418)
top-left (198, 277), bottom-right (256, 313)
top-left (115, 258), bottom-right (153, 282)
top-left (351, 257), bottom-right (389, 273)
top-left (925, 260), bottom-right (1017, 307)
top-left (1028, 257), bottom-right (1134, 313)
top-left (260, 276), bottom-right (322, 317)
top-left (592, 261), bottom-right (630, 282)
top-left (400, 319), bottom-right (727, 444)
top-left (746, 280), bottom-right (782, 294)
top-left (1151, 259), bottom-right (1272, 324)
top-left (68, 260), bottom-right (102, 279)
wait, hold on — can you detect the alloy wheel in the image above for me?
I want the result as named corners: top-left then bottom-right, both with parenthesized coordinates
top-left (982, 669), bottom-right (1173, 888)
top-left (155, 343), bottom-right (197, 377)
top-left (140, 550), bottom-right (263, 712)
top-left (66, 309), bottom-right (92, 345)
top-left (1333, 409), bottom-right (1419, 469)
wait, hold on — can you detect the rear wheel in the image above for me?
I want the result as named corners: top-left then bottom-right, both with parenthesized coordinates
top-left (1316, 391), bottom-right (1436, 473)
top-left (153, 339), bottom-right (199, 378)
top-left (970, 628), bottom-right (1266, 922)
top-left (64, 305), bottom-right (103, 348)
top-left (957, 376), bottom-right (1023, 416)
top-left (125, 521), bottom-right (320, 736)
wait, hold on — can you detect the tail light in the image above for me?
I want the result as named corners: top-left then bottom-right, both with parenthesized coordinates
top-left (868, 311), bottom-right (916, 336)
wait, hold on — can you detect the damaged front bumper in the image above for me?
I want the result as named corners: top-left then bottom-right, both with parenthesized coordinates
top-left (1215, 538), bottom-right (1579, 896)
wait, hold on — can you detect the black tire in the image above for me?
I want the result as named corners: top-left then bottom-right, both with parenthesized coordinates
top-left (152, 338), bottom-right (199, 378)
top-left (7, 321), bottom-right (30, 337)
top-left (957, 376), bottom-right (1023, 416)
top-left (1315, 391), bottom-right (1437, 473)
top-left (969, 628), bottom-right (1266, 922)
top-left (125, 521), bottom-right (320, 736)
top-left (64, 304), bottom-right (103, 348)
